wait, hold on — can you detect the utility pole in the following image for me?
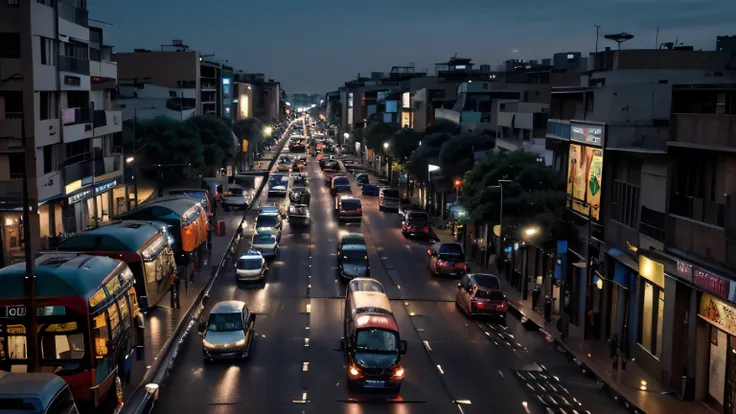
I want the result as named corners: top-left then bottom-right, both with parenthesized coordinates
top-left (595, 25), bottom-right (602, 53)
top-left (21, 122), bottom-right (39, 372)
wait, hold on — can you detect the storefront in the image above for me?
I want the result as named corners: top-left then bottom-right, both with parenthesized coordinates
top-left (699, 293), bottom-right (736, 413)
top-left (0, 212), bottom-right (24, 266)
top-left (63, 179), bottom-right (124, 232)
top-left (598, 248), bottom-right (638, 346)
top-left (633, 255), bottom-right (666, 380)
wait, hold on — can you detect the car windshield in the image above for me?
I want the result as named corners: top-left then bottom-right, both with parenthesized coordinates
top-left (407, 213), bottom-right (429, 224)
top-left (476, 289), bottom-right (505, 300)
top-left (256, 215), bottom-right (278, 228)
top-left (341, 200), bottom-right (361, 211)
top-left (343, 249), bottom-right (368, 264)
top-left (333, 177), bottom-right (349, 186)
top-left (474, 274), bottom-right (501, 290)
top-left (355, 329), bottom-right (398, 353)
top-left (207, 313), bottom-right (243, 332)
top-left (254, 233), bottom-right (276, 244)
top-left (382, 190), bottom-right (399, 198)
top-left (439, 243), bottom-right (463, 255)
top-left (237, 258), bottom-right (262, 270)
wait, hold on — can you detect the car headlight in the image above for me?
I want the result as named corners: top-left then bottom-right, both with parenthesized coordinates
top-left (203, 339), bottom-right (216, 349)
top-left (393, 367), bottom-right (405, 378)
top-left (349, 365), bottom-right (361, 377)
top-left (234, 338), bottom-right (246, 346)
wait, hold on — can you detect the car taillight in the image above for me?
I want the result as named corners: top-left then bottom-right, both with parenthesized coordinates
top-left (499, 299), bottom-right (508, 310)
top-left (356, 209), bottom-right (362, 214)
top-left (437, 260), bottom-right (447, 267)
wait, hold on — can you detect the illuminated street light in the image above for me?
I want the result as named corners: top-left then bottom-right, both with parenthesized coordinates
top-left (383, 142), bottom-right (389, 149)
top-left (343, 132), bottom-right (350, 139)
top-left (427, 164), bottom-right (440, 173)
top-left (126, 156), bottom-right (135, 164)
top-left (524, 227), bottom-right (539, 237)
top-left (263, 126), bottom-right (273, 136)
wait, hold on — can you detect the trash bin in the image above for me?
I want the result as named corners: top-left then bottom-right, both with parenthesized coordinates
top-left (217, 220), bottom-right (226, 236)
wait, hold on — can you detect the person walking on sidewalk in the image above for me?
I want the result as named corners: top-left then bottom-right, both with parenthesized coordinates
top-left (169, 271), bottom-right (180, 309)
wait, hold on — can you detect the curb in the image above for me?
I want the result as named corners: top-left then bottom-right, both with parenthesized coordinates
top-left (505, 302), bottom-right (645, 414)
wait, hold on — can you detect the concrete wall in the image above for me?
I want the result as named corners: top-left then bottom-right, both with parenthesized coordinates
top-left (115, 52), bottom-right (200, 89)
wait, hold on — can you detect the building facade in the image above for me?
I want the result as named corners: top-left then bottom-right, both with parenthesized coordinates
top-left (0, 0), bottom-right (124, 266)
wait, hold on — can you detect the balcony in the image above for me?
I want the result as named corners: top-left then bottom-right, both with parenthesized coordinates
top-left (201, 82), bottom-right (217, 91)
top-left (671, 113), bottom-right (736, 151)
top-left (669, 192), bottom-right (726, 228)
top-left (62, 107), bottom-right (92, 126)
top-left (58, 56), bottom-right (90, 76)
top-left (92, 110), bottom-right (121, 136)
top-left (89, 60), bottom-right (117, 81)
top-left (669, 215), bottom-right (731, 268)
top-left (0, 113), bottom-right (23, 139)
top-left (0, 180), bottom-right (23, 202)
top-left (57, 1), bottom-right (88, 27)
top-left (97, 155), bottom-right (122, 178)
top-left (64, 160), bottom-right (93, 185)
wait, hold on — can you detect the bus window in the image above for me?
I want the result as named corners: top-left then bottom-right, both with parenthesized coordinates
top-left (127, 288), bottom-right (140, 315)
top-left (7, 325), bottom-right (26, 360)
top-left (117, 298), bottom-right (130, 329)
top-left (41, 322), bottom-right (85, 360)
top-left (105, 276), bottom-right (122, 296)
top-left (107, 305), bottom-right (121, 340)
top-left (92, 314), bottom-right (110, 384)
top-left (89, 289), bottom-right (106, 308)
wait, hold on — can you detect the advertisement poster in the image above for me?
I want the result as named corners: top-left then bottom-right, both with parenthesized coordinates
top-left (401, 112), bottom-right (411, 128)
top-left (566, 144), bottom-right (603, 220)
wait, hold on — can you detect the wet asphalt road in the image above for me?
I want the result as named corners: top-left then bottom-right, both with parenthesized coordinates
top-left (153, 120), bottom-right (625, 414)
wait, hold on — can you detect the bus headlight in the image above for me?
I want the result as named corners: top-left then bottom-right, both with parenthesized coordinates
top-left (393, 367), bottom-right (405, 378)
top-left (349, 365), bottom-right (361, 377)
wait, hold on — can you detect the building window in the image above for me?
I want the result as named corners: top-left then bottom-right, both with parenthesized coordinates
top-left (39, 91), bottom-right (57, 120)
top-left (0, 32), bottom-right (21, 58)
top-left (43, 144), bottom-right (59, 175)
top-left (64, 76), bottom-right (81, 86)
top-left (671, 157), bottom-right (726, 227)
top-left (638, 281), bottom-right (664, 358)
top-left (40, 37), bottom-right (56, 65)
top-left (60, 42), bottom-right (88, 60)
top-left (639, 206), bottom-right (665, 242)
top-left (611, 179), bottom-right (640, 229)
top-left (8, 155), bottom-right (24, 179)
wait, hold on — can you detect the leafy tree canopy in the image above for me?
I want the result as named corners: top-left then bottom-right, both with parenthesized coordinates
top-left (438, 132), bottom-right (496, 179)
top-left (424, 119), bottom-right (461, 137)
top-left (136, 116), bottom-right (205, 185)
top-left (387, 128), bottom-right (422, 162)
top-left (233, 118), bottom-right (265, 153)
top-left (461, 151), bottom-right (574, 246)
top-left (405, 131), bottom-right (456, 182)
top-left (184, 115), bottom-right (236, 173)
top-left (364, 121), bottom-right (400, 152)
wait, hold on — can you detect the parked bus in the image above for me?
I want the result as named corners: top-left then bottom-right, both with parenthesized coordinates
top-left (120, 195), bottom-right (209, 268)
top-left (165, 188), bottom-right (214, 221)
top-left (342, 289), bottom-right (407, 393)
top-left (0, 371), bottom-right (80, 413)
top-left (0, 253), bottom-right (143, 407)
top-left (56, 220), bottom-right (177, 310)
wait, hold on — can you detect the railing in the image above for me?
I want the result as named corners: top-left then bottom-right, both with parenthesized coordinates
top-left (58, 56), bottom-right (90, 75)
top-left (61, 107), bottom-right (93, 126)
top-left (670, 192), bottom-right (726, 228)
top-left (93, 110), bottom-right (107, 128)
top-left (64, 160), bottom-right (93, 184)
top-left (57, 1), bottom-right (88, 27)
top-left (3, 112), bottom-right (23, 120)
top-left (119, 124), bottom-right (295, 414)
top-left (639, 206), bottom-right (665, 242)
top-left (201, 82), bottom-right (217, 90)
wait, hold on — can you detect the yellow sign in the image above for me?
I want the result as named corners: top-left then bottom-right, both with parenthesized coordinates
top-left (566, 144), bottom-right (603, 220)
top-left (241, 140), bottom-right (249, 153)
top-left (638, 256), bottom-right (665, 287)
top-left (700, 293), bottom-right (736, 337)
top-left (65, 180), bottom-right (82, 195)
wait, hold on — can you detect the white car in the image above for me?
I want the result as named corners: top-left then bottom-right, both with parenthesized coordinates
top-left (235, 250), bottom-right (268, 282)
top-left (251, 230), bottom-right (279, 258)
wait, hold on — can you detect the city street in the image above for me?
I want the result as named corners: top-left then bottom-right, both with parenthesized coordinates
top-left (152, 133), bottom-right (626, 414)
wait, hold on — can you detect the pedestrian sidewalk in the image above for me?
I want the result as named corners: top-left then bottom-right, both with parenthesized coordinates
top-left (430, 220), bottom-right (714, 414)
top-left (122, 206), bottom-right (246, 401)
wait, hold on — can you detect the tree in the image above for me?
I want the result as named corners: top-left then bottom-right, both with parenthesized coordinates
top-left (405, 131), bottom-right (455, 182)
top-left (424, 119), bottom-right (461, 137)
top-left (136, 116), bottom-right (205, 187)
top-left (387, 128), bottom-right (422, 162)
top-left (232, 118), bottom-right (264, 169)
top-left (462, 151), bottom-right (574, 246)
top-left (364, 121), bottom-right (400, 153)
top-left (184, 115), bottom-right (236, 174)
top-left (438, 132), bottom-right (495, 179)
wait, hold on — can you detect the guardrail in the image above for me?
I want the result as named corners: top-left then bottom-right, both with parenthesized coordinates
top-left (120, 124), bottom-right (293, 414)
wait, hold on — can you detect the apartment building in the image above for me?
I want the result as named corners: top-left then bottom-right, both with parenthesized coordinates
top-left (543, 48), bottom-right (736, 398)
top-left (232, 71), bottom-right (253, 121)
top-left (114, 47), bottom-right (200, 121)
top-left (0, 0), bottom-right (124, 266)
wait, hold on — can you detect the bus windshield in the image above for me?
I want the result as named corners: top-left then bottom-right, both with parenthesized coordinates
top-left (0, 320), bottom-right (87, 363)
top-left (355, 328), bottom-right (398, 353)
top-left (207, 313), bottom-right (243, 332)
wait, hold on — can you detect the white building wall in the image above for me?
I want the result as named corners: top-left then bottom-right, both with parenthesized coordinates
top-left (57, 18), bottom-right (89, 42)
top-left (30, 2), bottom-right (55, 38)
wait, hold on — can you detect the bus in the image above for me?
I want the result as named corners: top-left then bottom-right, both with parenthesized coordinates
top-left (57, 220), bottom-right (177, 310)
top-left (0, 253), bottom-right (143, 407)
top-left (342, 290), bottom-right (407, 393)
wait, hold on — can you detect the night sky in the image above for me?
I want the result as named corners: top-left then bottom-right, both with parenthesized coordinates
top-left (88, 0), bottom-right (735, 94)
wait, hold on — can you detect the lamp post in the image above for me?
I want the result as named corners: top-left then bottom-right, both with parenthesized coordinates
top-left (427, 164), bottom-right (440, 214)
top-left (521, 227), bottom-right (540, 301)
top-left (486, 179), bottom-right (512, 268)
top-left (383, 142), bottom-right (391, 183)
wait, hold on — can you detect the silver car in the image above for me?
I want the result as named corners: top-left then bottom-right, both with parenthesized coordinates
top-left (199, 300), bottom-right (256, 361)
top-left (235, 251), bottom-right (268, 282)
top-left (251, 230), bottom-right (279, 258)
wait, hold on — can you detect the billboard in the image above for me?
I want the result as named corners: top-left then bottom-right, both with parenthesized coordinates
top-left (567, 143), bottom-right (603, 220)
top-left (401, 112), bottom-right (411, 128)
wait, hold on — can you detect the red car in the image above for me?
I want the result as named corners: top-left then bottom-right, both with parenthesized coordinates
top-left (401, 211), bottom-right (430, 238)
top-left (456, 273), bottom-right (507, 318)
top-left (427, 242), bottom-right (469, 276)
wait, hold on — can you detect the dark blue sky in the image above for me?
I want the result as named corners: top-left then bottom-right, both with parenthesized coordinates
top-left (89, 0), bottom-right (735, 94)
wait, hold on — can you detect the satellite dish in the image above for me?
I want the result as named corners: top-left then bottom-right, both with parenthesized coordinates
top-left (603, 32), bottom-right (635, 50)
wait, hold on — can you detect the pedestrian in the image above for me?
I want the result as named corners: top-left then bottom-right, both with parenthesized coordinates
top-left (174, 271), bottom-right (181, 309)
top-left (169, 272), bottom-right (180, 309)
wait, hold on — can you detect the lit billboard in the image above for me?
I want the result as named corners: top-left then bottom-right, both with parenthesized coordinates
top-left (566, 143), bottom-right (603, 220)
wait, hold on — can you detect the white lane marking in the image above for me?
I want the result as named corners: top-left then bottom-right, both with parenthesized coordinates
top-left (498, 370), bottom-right (504, 378)
top-left (436, 365), bottom-right (445, 374)
top-left (305, 303), bottom-right (311, 313)
top-left (304, 337), bottom-right (310, 346)
top-left (423, 340), bottom-right (432, 351)
top-left (302, 362), bottom-right (309, 372)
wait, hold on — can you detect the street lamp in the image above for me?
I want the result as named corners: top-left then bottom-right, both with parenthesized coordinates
top-left (383, 142), bottom-right (389, 150)
top-left (427, 164), bottom-right (440, 213)
top-left (343, 132), bottom-right (350, 139)
top-left (263, 126), bottom-right (273, 137)
top-left (126, 156), bottom-right (135, 164)
top-left (524, 227), bottom-right (539, 237)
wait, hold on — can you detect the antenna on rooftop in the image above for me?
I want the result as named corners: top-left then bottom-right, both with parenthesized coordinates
top-left (604, 32), bottom-right (635, 50)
